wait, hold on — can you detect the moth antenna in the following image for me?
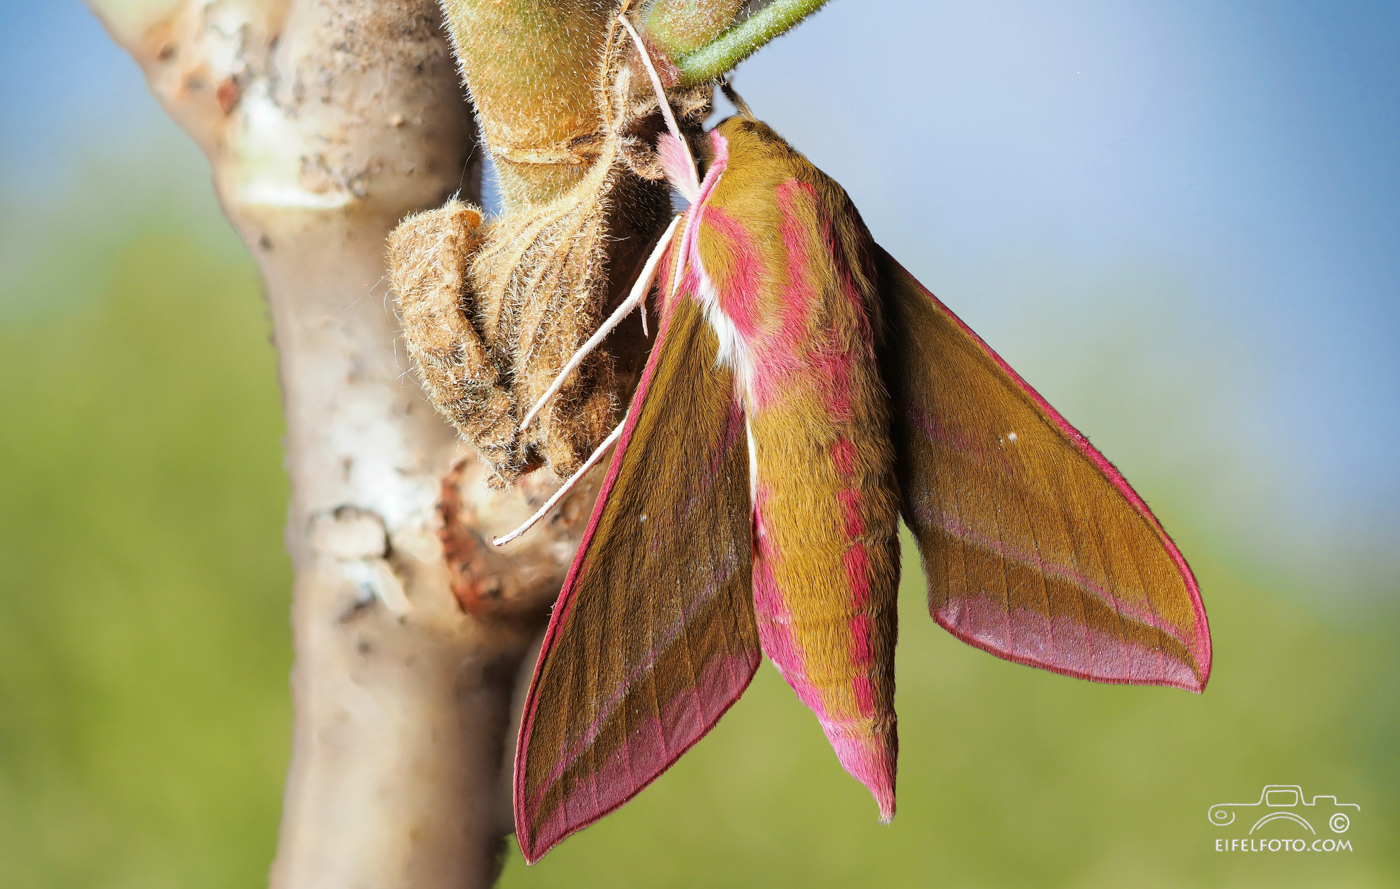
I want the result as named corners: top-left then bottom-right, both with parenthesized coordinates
top-left (492, 418), bottom-right (626, 547)
top-left (720, 79), bottom-right (757, 121)
top-left (618, 14), bottom-right (701, 198)
top-left (519, 215), bottom-right (681, 432)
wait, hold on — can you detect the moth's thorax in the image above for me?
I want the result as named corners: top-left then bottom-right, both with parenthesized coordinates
top-left (673, 130), bottom-right (754, 392)
top-left (692, 263), bottom-right (753, 393)
top-left (689, 119), bottom-right (883, 417)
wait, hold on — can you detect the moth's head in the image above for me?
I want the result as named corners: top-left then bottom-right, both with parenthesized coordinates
top-left (658, 128), bottom-right (733, 210)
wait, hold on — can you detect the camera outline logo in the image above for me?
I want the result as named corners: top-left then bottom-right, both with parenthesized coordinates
top-left (1208, 785), bottom-right (1359, 835)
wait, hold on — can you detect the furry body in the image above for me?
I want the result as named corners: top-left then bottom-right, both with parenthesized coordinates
top-left (690, 119), bottom-right (901, 817)
top-left (513, 113), bottom-right (1211, 863)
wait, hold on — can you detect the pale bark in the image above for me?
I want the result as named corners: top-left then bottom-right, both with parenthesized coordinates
top-left (86, 1), bottom-right (599, 886)
top-left (86, 0), bottom-right (831, 884)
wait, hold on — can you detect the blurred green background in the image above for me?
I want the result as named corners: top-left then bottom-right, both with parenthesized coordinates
top-left (1, 1), bottom-right (1395, 887)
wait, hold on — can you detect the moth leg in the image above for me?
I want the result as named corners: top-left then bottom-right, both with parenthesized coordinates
top-left (518, 214), bottom-right (680, 432)
top-left (390, 200), bottom-right (524, 485)
top-left (492, 415), bottom-right (626, 546)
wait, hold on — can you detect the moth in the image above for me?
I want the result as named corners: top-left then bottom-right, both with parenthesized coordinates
top-left (501, 31), bottom-right (1212, 865)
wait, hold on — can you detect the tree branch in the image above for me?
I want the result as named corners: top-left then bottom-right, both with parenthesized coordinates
top-left (85, 0), bottom-right (833, 883)
top-left (85, 1), bottom-right (601, 885)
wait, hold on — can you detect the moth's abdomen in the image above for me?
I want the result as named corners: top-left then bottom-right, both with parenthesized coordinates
top-left (744, 249), bottom-right (901, 819)
top-left (750, 407), bottom-right (901, 820)
top-left (697, 120), bottom-right (902, 816)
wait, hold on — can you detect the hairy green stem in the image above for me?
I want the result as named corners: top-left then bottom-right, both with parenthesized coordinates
top-left (644, 0), bottom-right (745, 57)
top-left (673, 0), bottom-right (833, 85)
top-left (438, 0), bottom-right (612, 207)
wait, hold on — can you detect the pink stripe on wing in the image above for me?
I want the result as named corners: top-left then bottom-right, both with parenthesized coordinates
top-left (680, 131), bottom-right (731, 296)
top-left (939, 597), bottom-right (1198, 690)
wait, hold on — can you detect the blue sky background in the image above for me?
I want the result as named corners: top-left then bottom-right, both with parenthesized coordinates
top-left (5, 0), bottom-right (1395, 610)
top-left (0, 2), bottom-right (1396, 885)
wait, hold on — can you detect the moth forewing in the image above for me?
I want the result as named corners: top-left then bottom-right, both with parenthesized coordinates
top-left (513, 243), bottom-right (759, 864)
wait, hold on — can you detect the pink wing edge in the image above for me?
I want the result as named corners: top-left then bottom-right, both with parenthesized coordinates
top-left (512, 243), bottom-right (758, 864)
top-left (877, 246), bottom-right (1212, 693)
